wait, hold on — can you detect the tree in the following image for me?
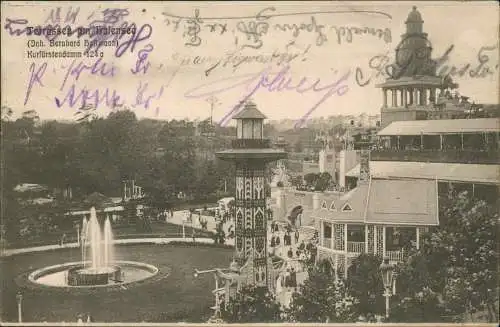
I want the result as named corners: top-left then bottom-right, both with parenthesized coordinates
top-left (390, 191), bottom-right (498, 323)
top-left (303, 173), bottom-right (319, 189)
top-left (293, 140), bottom-right (303, 153)
top-left (422, 192), bottom-right (498, 322)
top-left (221, 285), bottom-right (283, 323)
top-left (315, 172), bottom-right (332, 191)
top-left (389, 252), bottom-right (447, 322)
top-left (287, 259), bottom-right (357, 323)
top-left (1, 105), bottom-right (13, 122)
top-left (346, 253), bottom-right (385, 318)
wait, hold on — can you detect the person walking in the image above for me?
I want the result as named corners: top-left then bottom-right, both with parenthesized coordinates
top-left (290, 268), bottom-right (297, 290)
top-left (284, 268), bottom-right (291, 290)
top-left (191, 229), bottom-right (196, 243)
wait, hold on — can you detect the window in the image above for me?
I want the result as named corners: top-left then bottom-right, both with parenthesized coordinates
top-left (386, 227), bottom-right (416, 251)
top-left (341, 203), bottom-right (353, 212)
top-left (329, 201), bottom-right (336, 211)
top-left (321, 201), bottom-right (328, 209)
top-left (347, 225), bottom-right (365, 242)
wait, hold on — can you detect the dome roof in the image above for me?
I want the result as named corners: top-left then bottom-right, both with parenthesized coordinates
top-left (232, 100), bottom-right (267, 120)
top-left (406, 6), bottom-right (423, 23)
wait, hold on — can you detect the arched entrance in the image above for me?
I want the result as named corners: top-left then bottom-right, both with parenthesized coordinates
top-left (288, 206), bottom-right (303, 227)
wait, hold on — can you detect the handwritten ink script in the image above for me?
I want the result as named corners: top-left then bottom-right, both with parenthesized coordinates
top-left (162, 7), bottom-right (392, 50)
top-left (24, 54), bottom-right (175, 117)
top-left (354, 34), bottom-right (499, 87)
top-left (184, 64), bottom-right (350, 128)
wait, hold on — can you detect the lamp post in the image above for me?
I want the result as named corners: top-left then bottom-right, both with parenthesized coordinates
top-left (379, 256), bottom-right (395, 320)
top-left (16, 291), bottom-right (23, 323)
top-left (193, 268), bottom-right (222, 319)
top-left (182, 213), bottom-right (187, 239)
top-left (76, 224), bottom-right (80, 246)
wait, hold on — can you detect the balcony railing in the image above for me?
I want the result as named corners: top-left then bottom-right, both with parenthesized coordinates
top-left (386, 249), bottom-right (405, 262)
top-left (347, 241), bottom-right (365, 253)
top-left (231, 139), bottom-right (271, 149)
top-left (321, 237), bottom-right (332, 249)
top-left (371, 149), bottom-right (499, 164)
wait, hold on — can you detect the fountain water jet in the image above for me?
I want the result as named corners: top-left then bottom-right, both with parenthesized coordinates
top-left (28, 206), bottom-right (159, 288)
top-left (68, 207), bottom-right (120, 286)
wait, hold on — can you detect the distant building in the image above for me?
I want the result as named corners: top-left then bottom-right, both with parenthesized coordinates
top-left (376, 6), bottom-right (478, 128)
top-left (270, 6), bottom-right (499, 280)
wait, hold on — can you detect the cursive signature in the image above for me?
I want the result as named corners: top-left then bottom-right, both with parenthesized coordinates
top-left (24, 62), bottom-right (47, 106)
top-left (60, 58), bottom-right (117, 91)
top-left (184, 64), bottom-right (350, 128)
top-left (355, 40), bottom-right (498, 87)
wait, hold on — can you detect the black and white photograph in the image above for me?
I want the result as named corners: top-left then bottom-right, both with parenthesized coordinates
top-left (1, 1), bottom-right (498, 325)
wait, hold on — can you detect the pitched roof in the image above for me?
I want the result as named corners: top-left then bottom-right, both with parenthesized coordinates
top-left (365, 179), bottom-right (439, 225)
top-left (310, 185), bottom-right (370, 223)
top-left (377, 118), bottom-right (499, 136)
top-left (346, 161), bottom-right (499, 184)
top-left (311, 178), bottom-right (439, 226)
top-left (232, 101), bottom-right (267, 119)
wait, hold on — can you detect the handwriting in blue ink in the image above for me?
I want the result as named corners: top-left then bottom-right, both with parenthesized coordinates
top-left (55, 83), bottom-right (124, 109)
top-left (24, 62), bottom-right (47, 105)
top-left (114, 23), bottom-right (153, 58)
top-left (60, 58), bottom-right (117, 91)
top-left (134, 81), bottom-right (164, 109)
top-left (184, 64), bottom-right (350, 127)
top-left (131, 44), bottom-right (153, 75)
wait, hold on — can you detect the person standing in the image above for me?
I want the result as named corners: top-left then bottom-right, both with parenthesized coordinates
top-left (295, 229), bottom-right (300, 244)
top-left (284, 268), bottom-right (291, 289)
top-left (60, 233), bottom-right (66, 247)
top-left (290, 268), bottom-right (297, 290)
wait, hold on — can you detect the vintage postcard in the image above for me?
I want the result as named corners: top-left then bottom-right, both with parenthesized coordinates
top-left (1, 0), bottom-right (498, 326)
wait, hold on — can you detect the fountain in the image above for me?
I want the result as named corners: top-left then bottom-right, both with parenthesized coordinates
top-left (67, 207), bottom-right (122, 286)
top-left (28, 207), bottom-right (158, 288)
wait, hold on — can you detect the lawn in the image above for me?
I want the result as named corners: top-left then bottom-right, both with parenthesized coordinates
top-left (6, 222), bottom-right (213, 249)
top-left (0, 244), bottom-right (233, 323)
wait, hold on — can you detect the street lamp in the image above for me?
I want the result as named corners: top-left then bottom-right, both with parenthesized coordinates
top-left (16, 291), bottom-right (23, 323)
top-left (193, 269), bottom-right (222, 319)
top-left (379, 256), bottom-right (395, 319)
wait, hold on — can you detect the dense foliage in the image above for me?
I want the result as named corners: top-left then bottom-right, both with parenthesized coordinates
top-left (1, 109), bottom-right (237, 242)
top-left (287, 259), bottom-right (357, 323)
top-left (221, 285), bottom-right (283, 323)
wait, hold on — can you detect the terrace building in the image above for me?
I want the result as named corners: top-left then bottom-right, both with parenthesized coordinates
top-left (270, 6), bottom-right (499, 279)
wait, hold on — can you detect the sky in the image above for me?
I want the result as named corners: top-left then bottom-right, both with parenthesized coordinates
top-left (1, 1), bottom-right (499, 123)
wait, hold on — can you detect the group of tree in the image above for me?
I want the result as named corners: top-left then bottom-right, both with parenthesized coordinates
top-left (2, 109), bottom-right (238, 241)
top-left (217, 191), bottom-right (498, 323)
top-left (297, 172), bottom-right (333, 192)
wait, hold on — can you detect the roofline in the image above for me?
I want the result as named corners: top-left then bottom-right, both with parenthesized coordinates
top-left (314, 216), bottom-right (439, 226)
top-left (366, 221), bottom-right (439, 226)
top-left (363, 176), bottom-right (373, 221)
top-left (314, 216), bottom-right (365, 224)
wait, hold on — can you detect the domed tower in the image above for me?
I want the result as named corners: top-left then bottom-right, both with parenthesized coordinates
top-left (216, 100), bottom-right (287, 289)
top-left (377, 6), bottom-right (454, 128)
top-left (393, 6), bottom-right (436, 78)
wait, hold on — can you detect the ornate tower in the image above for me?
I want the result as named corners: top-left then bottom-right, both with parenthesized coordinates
top-left (377, 6), bottom-right (452, 128)
top-left (216, 100), bottom-right (286, 288)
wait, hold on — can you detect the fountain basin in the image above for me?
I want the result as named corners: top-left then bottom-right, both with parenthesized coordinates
top-left (29, 261), bottom-right (158, 288)
top-left (67, 265), bottom-right (122, 286)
